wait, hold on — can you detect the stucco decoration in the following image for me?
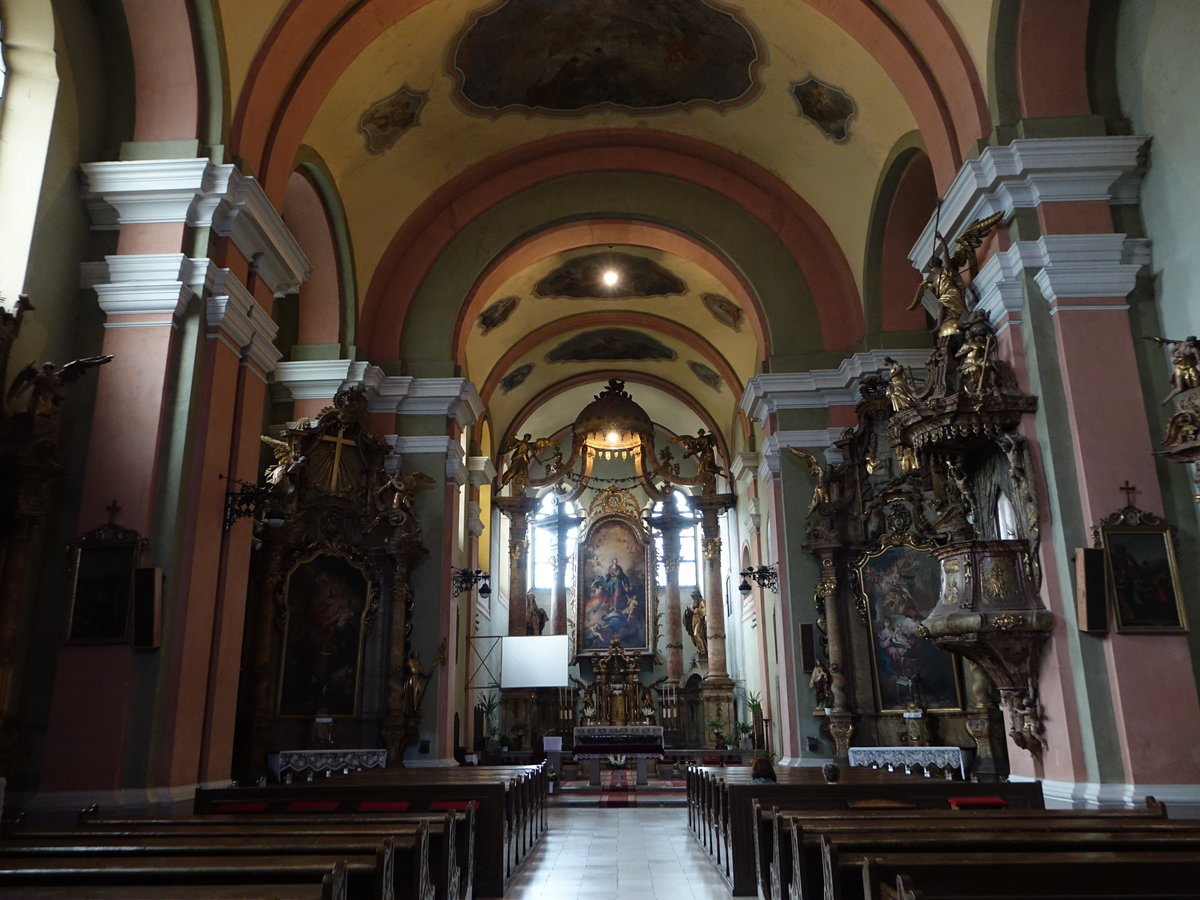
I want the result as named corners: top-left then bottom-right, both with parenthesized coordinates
top-left (449, 0), bottom-right (764, 116)
top-left (500, 363), bottom-right (534, 393)
top-left (791, 76), bottom-right (855, 142)
top-left (547, 328), bottom-right (676, 362)
top-left (701, 292), bottom-right (743, 330)
top-left (688, 360), bottom-right (723, 391)
top-left (480, 296), bottom-right (519, 333)
top-left (359, 85), bottom-right (428, 154)
top-left (534, 252), bottom-right (686, 299)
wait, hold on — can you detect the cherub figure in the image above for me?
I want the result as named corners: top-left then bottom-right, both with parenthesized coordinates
top-left (908, 211), bottom-right (1004, 338)
top-left (8, 355), bottom-right (113, 418)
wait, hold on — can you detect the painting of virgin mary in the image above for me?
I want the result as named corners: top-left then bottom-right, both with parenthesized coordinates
top-left (578, 518), bottom-right (650, 652)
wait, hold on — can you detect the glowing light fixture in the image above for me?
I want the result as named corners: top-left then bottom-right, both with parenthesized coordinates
top-left (602, 269), bottom-right (619, 287)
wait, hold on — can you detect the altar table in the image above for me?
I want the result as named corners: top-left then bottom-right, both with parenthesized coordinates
top-left (572, 725), bottom-right (664, 785)
top-left (847, 745), bottom-right (968, 780)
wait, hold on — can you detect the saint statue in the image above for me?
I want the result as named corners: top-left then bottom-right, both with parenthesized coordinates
top-left (908, 211), bottom-right (1004, 339)
top-left (683, 589), bottom-right (708, 656)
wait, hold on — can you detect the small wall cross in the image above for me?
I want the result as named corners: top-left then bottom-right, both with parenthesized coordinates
top-left (1119, 480), bottom-right (1137, 507)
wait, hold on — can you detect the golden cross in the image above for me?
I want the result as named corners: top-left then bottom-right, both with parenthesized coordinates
top-left (1119, 480), bottom-right (1137, 507)
top-left (321, 427), bottom-right (357, 490)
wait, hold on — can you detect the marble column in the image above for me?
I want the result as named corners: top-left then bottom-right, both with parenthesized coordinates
top-left (693, 494), bottom-right (735, 737)
top-left (544, 498), bottom-right (580, 636)
top-left (495, 496), bottom-right (540, 636)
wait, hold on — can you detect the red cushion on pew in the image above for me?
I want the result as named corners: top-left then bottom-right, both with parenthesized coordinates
top-left (430, 800), bottom-right (472, 811)
top-left (358, 800), bottom-right (411, 812)
top-left (947, 796), bottom-right (1008, 809)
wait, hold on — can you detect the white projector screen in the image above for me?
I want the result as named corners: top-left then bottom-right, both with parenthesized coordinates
top-left (501, 635), bottom-right (570, 688)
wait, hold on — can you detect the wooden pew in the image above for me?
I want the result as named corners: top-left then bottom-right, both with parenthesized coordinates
top-left (193, 765), bottom-right (535, 896)
top-left (855, 849), bottom-right (1200, 900)
top-left (69, 806), bottom-right (474, 900)
top-left (758, 799), bottom-right (1176, 900)
top-left (704, 769), bottom-right (1044, 895)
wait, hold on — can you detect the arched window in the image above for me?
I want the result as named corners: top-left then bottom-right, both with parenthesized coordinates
top-left (652, 492), bottom-right (700, 593)
top-left (529, 493), bottom-right (580, 590)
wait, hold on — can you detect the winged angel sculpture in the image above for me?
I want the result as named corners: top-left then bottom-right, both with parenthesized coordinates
top-left (908, 211), bottom-right (1004, 338)
top-left (787, 447), bottom-right (829, 510)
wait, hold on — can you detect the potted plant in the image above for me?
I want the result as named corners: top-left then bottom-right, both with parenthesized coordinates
top-left (745, 691), bottom-right (763, 750)
top-left (476, 691), bottom-right (500, 749)
top-left (546, 771), bottom-right (559, 794)
top-left (735, 722), bottom-right (754, 750)
top-left (708, 717), bottom-right (726, 750)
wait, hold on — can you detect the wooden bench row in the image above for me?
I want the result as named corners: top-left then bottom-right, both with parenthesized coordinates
top-left (687, 764), bottom-right (1046, 895)
top-left (752, 799), bottom-right (1200, 900)
top-left (190, 763), bottom-right (545, 896)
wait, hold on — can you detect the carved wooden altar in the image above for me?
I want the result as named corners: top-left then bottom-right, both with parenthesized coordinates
top-left (583, 639), bottom-right (655, 727)
top-left (235, 386), bottom-right (431, 777)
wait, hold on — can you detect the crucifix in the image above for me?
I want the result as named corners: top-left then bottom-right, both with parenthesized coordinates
top-left (105, 499), bottom-right (122, 524)
top-left (1119, 480), bottom-right (1137, 507)
top-left (321, 427), bottom-right (357, 490)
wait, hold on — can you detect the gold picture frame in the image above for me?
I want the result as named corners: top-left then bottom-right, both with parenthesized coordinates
top-left (1096, 513), bottom-right (1187, 634)
top-left (65, 522), bottom-right (148, 644)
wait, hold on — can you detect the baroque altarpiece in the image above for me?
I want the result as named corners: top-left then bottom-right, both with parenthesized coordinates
top-left (234, 386), bottom-right (436, 773)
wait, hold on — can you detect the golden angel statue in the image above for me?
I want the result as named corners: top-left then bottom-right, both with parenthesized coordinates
top-left (787, 447), bottom-right (830, 510)
top-left (1146, 335), bottom-right (1200, 404)
top-left (882, 356), bottom-right (918, 412)
top-left (499, 432), bottom-right (560, 491)
top-left (261, 433), bottom-right (306, 487)
top-left (8, 355), bottom-right (113, 418)
top-left (670, 428), bottom-right (719, 489)
top-left (908, 211), bottom-right (1004, 338)
top-left (683, 589), bottom-right (708, 655)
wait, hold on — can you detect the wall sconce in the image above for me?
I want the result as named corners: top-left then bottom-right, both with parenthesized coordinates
top-left (452, 568), bottom-right (491, 597)
top-left (739, 564), bottom-right (779, 596)
top-left (220, 474), bottom-right (277, 532)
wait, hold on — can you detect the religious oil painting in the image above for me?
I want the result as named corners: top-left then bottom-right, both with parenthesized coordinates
top-left (858, 543), bottom-right (961, 710)
top-left (358, 84), bottom-right (427, 154)
top-left (66, 533), bottom-right (142, 644)
top-left (279, 553), bottom-right (370, 716)
top-left (1100, 526), bottom-right (1187, 633)
top-left (450, 0), bottom-right (763, 116)
top-left (578, 517), bottom-right (651, 654)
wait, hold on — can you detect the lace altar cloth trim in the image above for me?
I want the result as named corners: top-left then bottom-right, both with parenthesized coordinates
top-left (268, 748), bottom-right (388, 777)
top-left (847, 745), bottom-right (967, 779)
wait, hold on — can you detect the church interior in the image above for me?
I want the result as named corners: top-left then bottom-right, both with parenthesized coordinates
top-left (2, 0), bottom-right (1200, 895)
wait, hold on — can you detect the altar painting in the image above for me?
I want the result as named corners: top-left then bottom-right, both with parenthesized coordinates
top-left (279, 554), bottom-right (369, 716)
top-left (578, 517), bottom-right (650, 653)
top-left (858, 544), bottom-right (961, 711)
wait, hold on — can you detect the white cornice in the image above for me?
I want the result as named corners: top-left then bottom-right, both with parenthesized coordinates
top-left (212, 170), bottom-right (310, 297)
top-left (467, 456), bottom-right (498, 485)
top-left (731, 451), bottom-right (760, 484)
top-left (397, 378), bottom-right (485, 427)
top-left (91, 253), bottom-right (191, 319)
top-left (394, 435), bottom-right (467, 485)
top-left (759, 429), bottom-right (845, 479)
top-left (741, 349), bottom-right (929, 423)
top-left (81, 160), bottom-right (310, 299)
top-left (910, 136), bottom-right (1148, 268)
top-left (197, 262), bottom-right (281, 374)
top-left (271, 359), bottom-right (356, 401)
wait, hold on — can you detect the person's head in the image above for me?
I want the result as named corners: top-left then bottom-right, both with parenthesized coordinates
top-left (751, 757), bottom-right (776, 782)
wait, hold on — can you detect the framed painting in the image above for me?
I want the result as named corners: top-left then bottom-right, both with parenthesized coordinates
top-left (577, 515), bottom-right (651, 654)
top-left (857, 541), bottom-right (962, 711)
top-left (66, 523), bottom-right (147, 644)
top-left (1099, 524), bottom-right (1187, 633)
top-left (278, 552), bottom-right (371, 716)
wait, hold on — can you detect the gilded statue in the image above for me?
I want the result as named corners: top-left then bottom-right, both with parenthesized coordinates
top-left (808, 660), bottom-right (833, 709)
top-left (395, 639), bottom-right (446, 717)
top-left (376, 469), bottom-right (435, 523)
top-left (683, 589), bottom-right (708, 655)
top-left (526, 593), bottom-right (548, 635)
top-left (261, 434), bottom-right (306, 489)
top-left (7, 355), bottom-right (113, 418)
top-left (955, 320), bottom-right (995, 401)
top-left (787, 447), bottom-right (829, 510)
top-left (1146, 335), bottom-right (1200, 404)
top-left (499, 433), bottom-right (560, 491)
top-left (908, 211), bottom-right (1004, 338)
top-left (882, 356), bottom-right (918, 412)
top-left (670, 428), bottom-right (719, 490)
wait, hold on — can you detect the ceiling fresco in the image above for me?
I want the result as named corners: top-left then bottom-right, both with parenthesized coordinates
top-left (448, 0), bottom-right (764, 115)
top-left (358, 85), bottom-right (428, 154)
top-left (546, 329), bottom-right (677, 364)
top-left (533, 252), bottom-right (687, 299)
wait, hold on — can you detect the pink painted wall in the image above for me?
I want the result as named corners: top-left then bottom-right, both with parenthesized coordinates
top-left (285, 172), bottom-right (342, 347)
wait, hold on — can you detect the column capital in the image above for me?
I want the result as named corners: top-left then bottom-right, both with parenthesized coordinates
top-left (467, 456), bottom-right (497, 486)
top-left (198, 262), bottom-right (281, 377)
top-left (741, 349), bottom-right (929, 424)
top-left (89, 253), bottom-right (191, 320)
top-left (271, 359), bottom-right (357, 402)
top-left (392, 435), bottom-right (467, 485)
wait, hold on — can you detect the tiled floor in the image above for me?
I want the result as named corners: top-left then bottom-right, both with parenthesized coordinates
top-left (503, 806), bottom-right (731, 899)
